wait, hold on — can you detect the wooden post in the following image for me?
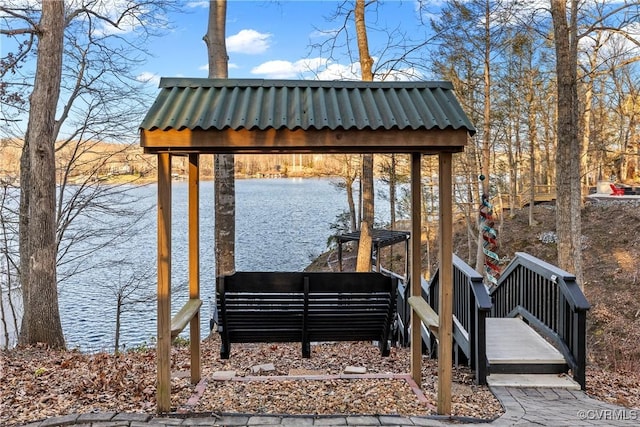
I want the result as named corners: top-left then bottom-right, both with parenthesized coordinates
top-left (437, 152), bottom-right (453, 414)
top-left (356, 221), bottom-right (373, 272)
top-left (188, 154), bottom-right (201, 384)
top-left (157, 153), bottom-right (172, 413)
top-left (410, 152), bottom-right (422, 385)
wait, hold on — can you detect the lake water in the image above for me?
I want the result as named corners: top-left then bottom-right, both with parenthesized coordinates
top-left (54, 177), bottom-right (390, 352)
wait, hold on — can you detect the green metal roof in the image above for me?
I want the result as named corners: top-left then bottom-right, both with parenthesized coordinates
top-left (140, 78), bottom-right (475, 135)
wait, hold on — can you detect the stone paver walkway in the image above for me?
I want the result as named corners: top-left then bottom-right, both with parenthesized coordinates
top-left (18, 387), bottom-right (639, 427)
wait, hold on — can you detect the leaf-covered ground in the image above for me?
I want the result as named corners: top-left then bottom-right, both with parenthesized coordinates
top-left (2, 200), bottom-right (639, 426)
top-left (1, 337), bottom-right (502, 426)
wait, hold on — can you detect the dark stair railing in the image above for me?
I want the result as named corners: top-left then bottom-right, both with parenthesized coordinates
top-left (428, 254), bottom-right (493, 384)
top-left (397, 254), bottom-right (492, 384)
top-left (491, 252), bottom-right (591, 389)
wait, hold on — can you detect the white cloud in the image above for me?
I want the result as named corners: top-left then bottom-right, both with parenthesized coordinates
top-left (186, 1), bottom-right (208, 8)
top-left (226, 29), bottom-right (272, 54)
top-left (136, 72), bottom-right (161, 86)
top-left (250, 55), bottom-right (424, 81)
top-left (316, 63), bottom-right (361, 81)
top-left (251, 60), bottom-right (301, 79)
top-left (251, 57), bottom-right (330, 79)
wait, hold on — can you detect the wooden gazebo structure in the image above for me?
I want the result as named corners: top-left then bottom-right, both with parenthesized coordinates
top-left (139, 78), bottom-right (475, 414)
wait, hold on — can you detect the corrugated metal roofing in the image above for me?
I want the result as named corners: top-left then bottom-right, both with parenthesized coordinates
top-left (140, 78), bottom-right (475, 135)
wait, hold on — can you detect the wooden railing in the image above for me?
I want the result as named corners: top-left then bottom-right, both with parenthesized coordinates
top-left (490, 252), bottom-right (590, 389)
top-left (504, 184), bottom-right (557, 208)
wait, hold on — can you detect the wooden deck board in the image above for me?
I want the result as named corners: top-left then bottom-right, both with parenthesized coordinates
top-left (486, 318), bottom-right (565, 364)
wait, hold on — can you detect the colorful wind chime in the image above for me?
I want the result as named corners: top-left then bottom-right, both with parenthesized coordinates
top-left (479, 181), bottom-right (500, 288)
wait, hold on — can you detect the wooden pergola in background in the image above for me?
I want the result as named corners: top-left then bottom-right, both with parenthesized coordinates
top-left (139, 78), bottom-right (476, 414)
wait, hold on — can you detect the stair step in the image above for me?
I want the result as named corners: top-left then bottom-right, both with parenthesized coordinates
top-left (488, 362), bottom-right (567, 375)
top-left (487, 373), bottom-right (580, 389)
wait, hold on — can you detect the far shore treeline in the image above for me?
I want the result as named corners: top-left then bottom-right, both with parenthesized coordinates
top-left (0, 139), bottom-right (382, 182)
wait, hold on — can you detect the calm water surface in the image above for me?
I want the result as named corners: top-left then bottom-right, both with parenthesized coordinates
top-left (60, 178), bottom-right (354, 351)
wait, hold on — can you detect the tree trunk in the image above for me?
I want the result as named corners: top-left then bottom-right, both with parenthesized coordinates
top-left (581, 76), bottom-right (593, 195)
top-left (18, 0), bottom-right (65, 348)
top-left (476, 0), bottom-right (492, 274)
top-left (551, 0), bottom-right (583, 286)
top-left (355, 0), bottom-right (375, 232)
top-left (355, 0), bottom-right (374, 81)
top-left (115, 295), bottom-right (122, 355)
top-left (214, 154), bottom-right (235, 277)
top-left (362, 154), bottom-right (374, 225)
top-left (389, 154), bottom-right (397, 229)
top-left (345, 166), bottom-right (357, 231)
top-left (526, 69), bottom-right (538, 226)
top-left (204, 0), bottom-right (235, 278)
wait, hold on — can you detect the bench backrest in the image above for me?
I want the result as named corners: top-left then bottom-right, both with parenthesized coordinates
top-left (218, 272), bottom-right (307, 343)
top-left (304, 272), bottom-right (396, 343)
top-left (217, 271), bottom-right (397, 350)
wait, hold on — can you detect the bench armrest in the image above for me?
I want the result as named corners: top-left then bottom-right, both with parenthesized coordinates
top-left (171, 298), bottom-right (202, 339)
top-left (408, 296), bottom-right (439, 337)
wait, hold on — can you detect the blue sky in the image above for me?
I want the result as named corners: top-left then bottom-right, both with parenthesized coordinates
top-left (138, 1), bottom-right (433, 84)
top-left (0, 1), bottom-right (436, 139)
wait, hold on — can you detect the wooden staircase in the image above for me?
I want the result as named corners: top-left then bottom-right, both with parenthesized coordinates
top-left (485, 318), bottom-right (580, 389)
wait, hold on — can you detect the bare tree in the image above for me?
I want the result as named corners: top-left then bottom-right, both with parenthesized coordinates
top-left (548, 0), bottom-right (640, 284)
top-left (429, 0), bottom-right (515, 280)
top-left (330, 154), bottom-right (360, 232)
top-left (378, 154), bottom-right (410, 230)
top-left (99, 260), bottom-right (155, 354)
top-left (14, 0), bottom-right (66, 347)
top-left (353, 0), bottom-right (375, 271)
top-left (550, 0), bottom-right (583, 284)
top-left (311, 0), bottom-right (438, 237)
top-left (1, 1), bottom-right (178, 347)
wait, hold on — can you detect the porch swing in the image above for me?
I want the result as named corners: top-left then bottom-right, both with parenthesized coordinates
top-left (214, 270), bottom-right (397, 359)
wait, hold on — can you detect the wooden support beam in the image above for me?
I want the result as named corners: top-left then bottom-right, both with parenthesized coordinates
top-left (157, 153), bottom-right (172, 413)
top-left (408, 296), bottom-right (439, 337)
top-left (410, 152), bottom-right (422, 386)
top-left (141, 128), bottom-right (469, 154)
top-left (437, 152), bottom-right (453, 415)
top-left (188, 154), bottom-right (201, 384)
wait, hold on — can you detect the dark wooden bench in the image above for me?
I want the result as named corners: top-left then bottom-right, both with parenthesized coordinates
top-left (215, 271), bottom-right (397, 359)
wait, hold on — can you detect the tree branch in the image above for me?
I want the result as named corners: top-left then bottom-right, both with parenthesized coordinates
top-left (0, 6), bottom-right (39, 30)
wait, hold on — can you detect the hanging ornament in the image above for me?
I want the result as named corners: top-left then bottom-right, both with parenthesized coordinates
top-left (479, 192), bottom-right (500, 288)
